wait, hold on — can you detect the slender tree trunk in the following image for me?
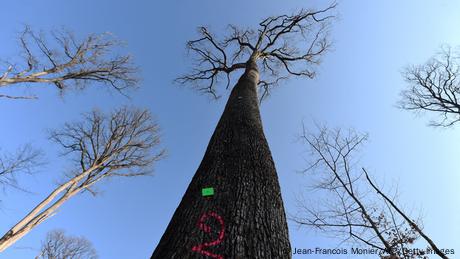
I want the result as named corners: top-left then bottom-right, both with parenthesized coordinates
top-left (363, 169), bottom-right (448, 259)
top-left (0, 165), bottom-right (98, 252)
top-left (152, 59), bottom-right (291, 258)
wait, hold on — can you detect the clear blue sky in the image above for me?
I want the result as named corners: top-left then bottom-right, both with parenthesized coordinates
top-left (1, 1), bottom-right (459, 258)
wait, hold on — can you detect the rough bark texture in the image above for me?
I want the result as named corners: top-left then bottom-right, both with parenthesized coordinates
top-left (152, 60), bottom-right (291, 258)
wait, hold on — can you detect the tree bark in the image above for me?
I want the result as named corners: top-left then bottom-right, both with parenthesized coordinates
top-left (0, 165), bottom-right (98, 252)
top-left (152, 60), bottom-right (291, 258)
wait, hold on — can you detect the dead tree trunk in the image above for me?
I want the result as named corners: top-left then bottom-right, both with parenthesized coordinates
top-left (152, 59), bottom-right (291, 258)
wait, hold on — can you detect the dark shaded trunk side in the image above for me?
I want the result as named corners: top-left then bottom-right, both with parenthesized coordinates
top-left (152, 60), bottom-right (291, 259)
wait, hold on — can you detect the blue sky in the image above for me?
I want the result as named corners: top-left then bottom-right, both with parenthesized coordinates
top-left (1, 1), bottom-right (459, 258)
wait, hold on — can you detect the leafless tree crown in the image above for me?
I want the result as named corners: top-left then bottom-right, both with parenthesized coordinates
top-left (0, 107), bottom-right (165, 252)
top-left (49, 107), bottom-right (166, 190)
top-left (400, 46), bottom-right (460, 127)
top-left (293, 126), bottom-right (446, 258)
top-left (177, 3), bottom-right (336, 100)
top-left (0, 145), bottom-right (42, 193)
top-left (37, 230), bottom-right (98, 259)
top-left (0, 26), bottom-right (138, 100)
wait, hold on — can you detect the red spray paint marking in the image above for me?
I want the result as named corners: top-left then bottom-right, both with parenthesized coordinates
top-left (191, 211), bottom-right (225, 259)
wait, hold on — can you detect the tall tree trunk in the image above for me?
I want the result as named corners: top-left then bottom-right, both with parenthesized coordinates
top-left (152, 60), bottom-right (291, 258)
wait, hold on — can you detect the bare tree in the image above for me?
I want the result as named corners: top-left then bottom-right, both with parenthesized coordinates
top-left (0, 107), bottom-right (165, 252)
top-left (0, 145), bottom-right (43, 196)
top-left (152, 4), bottom-right (336, 258)
top-left (0, 26), bottom-right (138, 100)
top-left (177, 3), bottom-right (336, 101)
top-left (293, 125), bottom-right (447, 258)
top-left (36, 230), bottom-right (97, 259)
top-left (400, 46), bottom-right (460, 127)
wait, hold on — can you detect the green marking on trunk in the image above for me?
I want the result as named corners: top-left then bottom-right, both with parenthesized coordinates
top-left (201, 187), bottom-right (214, 197)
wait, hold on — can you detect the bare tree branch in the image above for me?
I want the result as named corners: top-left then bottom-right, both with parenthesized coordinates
top-left (0, 145), bottom-right (43, 193)
top-left (363, 169), bottom-right (448, 259)
top-left (293, 125), bottom-right (444, 258)
top-left (0, 94), bottom-right (37, 100)
top-left (0, 26), bottom-right (138, 99)
top-left (36, 229), bottom-right (98, 259)
top-left (400, 46), bottom-right (460, 127)
top-left (0, 107), bottom-right (165, 252)
top-left (177, 3), bottom-right (336, 101)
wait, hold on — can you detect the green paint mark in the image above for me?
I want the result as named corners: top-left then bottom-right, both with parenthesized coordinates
top-left (202, 187), bottom-right (215, 197)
